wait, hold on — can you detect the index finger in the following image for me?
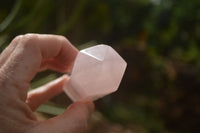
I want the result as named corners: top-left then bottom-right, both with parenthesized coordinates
top-left (0, 34), bottom-right (78, 100)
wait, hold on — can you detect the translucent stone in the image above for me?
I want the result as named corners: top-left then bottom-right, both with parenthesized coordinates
top-left (63, 44), bottom-right (127, 101)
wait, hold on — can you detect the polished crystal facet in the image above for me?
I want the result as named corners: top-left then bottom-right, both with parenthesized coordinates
top-left (63, 44), bottom-right (127, 101)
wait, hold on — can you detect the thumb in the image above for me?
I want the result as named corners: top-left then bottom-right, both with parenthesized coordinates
top-left (33, 100), bottom-right (94, 133)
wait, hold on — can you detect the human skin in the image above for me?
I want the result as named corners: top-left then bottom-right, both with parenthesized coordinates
top-left (0, 34), bottom-right (94, 133)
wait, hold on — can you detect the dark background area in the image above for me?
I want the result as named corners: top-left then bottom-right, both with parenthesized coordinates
top-left (0, 0), bottom-right (200, 132)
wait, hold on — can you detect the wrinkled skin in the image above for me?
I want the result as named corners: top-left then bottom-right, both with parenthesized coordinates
top-left (0, 34), bottom-right (94, 133)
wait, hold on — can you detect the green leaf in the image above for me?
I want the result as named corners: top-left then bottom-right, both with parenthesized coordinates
top-left (37, 103), bottom-right (66, 116)
top-left (30, 74), bottom-right (57, 89)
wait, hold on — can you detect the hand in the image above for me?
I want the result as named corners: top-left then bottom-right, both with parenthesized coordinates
top-left (0, 34), bottom-right (94, 133)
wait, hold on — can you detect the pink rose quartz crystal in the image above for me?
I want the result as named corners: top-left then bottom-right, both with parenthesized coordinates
top-left (63, 44), bottom-right (127, 101)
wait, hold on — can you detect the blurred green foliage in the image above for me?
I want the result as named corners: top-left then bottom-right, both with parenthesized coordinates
top-left (0, 0), bottom-right (200, 133)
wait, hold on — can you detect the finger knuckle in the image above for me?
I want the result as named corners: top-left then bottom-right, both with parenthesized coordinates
top-left (12, 35), bottom-right (23, 43)
top-left (20, 34), bottom-right (39, 46)
top-left (58, 35), bottom-right (67, 41)
top-left (58, 35), bottom-right (69, 45)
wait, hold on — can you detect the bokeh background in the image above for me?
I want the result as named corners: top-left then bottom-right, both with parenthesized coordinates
top-left (1, 0), bottom-right (200, 133)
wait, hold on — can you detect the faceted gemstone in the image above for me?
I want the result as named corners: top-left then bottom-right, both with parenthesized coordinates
top-left (63, 44), bottom-right (127, 101)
